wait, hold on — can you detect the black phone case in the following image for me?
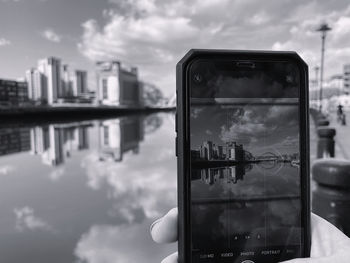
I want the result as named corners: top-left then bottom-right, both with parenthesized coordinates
top-left (176, 49), bottom-right (311, 263)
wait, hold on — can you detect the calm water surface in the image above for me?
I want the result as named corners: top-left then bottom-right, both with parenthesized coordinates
top-left (0, 113), bottom-right (177, 263)
top-left (0, 113), bottom-right (347, 262)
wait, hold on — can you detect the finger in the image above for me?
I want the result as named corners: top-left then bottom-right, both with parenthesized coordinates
top-left (151, 207), bottom-right (178, 243)
top-left (310, 213), bottom-right (350, 257)
top-left (161, 252), bottom-right (178, 263)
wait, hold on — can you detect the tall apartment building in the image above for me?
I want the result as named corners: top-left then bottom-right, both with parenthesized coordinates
top-left (62, 64), bottom-right (73, 97)
top-left (72, 70), bottom-right (87, 96)
top-left (38, 57), bottom-right (62, 104)
top-left (25, 68), bottom-right (47, 103)
top-left (96, 61), bottom-right (143, 107)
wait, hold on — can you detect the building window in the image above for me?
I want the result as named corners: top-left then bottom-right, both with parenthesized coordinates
top-left (102, 79), bottom-right (108, 99)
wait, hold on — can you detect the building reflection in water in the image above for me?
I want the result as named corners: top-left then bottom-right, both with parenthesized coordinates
top-left (193, 164), bottom-right (251, 186)
top-left (0, 127), bottom-right (31, 156)
top-left (30, 123), bottom-right (90, 166)
top-left (98, 116), bottom-right (144, 162)
top-left (0, 115), bottom-right (151, 167)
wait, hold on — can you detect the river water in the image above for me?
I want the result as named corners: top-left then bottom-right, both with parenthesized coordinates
top-left (0, 112), bottom-right (347, 262)
top-left (0, 113), bottom-right (177, 263)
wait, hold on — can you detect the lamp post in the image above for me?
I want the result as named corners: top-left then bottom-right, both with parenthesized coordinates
top-left (314, 66), bottom-right (319, 106)
top-left (316, 23), bottom-right (332, 112)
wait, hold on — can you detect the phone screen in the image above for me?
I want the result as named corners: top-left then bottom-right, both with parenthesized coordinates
top-left (189, 60), bottom-right (304, 263)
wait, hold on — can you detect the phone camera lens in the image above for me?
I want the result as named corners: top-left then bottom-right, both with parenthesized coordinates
top-left (193, 74), bottom-right (203, 83)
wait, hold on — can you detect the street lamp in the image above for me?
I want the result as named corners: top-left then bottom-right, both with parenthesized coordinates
top-left (316, 23), bottom-right (332, 112)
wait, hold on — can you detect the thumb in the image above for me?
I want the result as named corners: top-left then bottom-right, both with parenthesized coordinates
top-left (150, 208), bottom-right (178, 243)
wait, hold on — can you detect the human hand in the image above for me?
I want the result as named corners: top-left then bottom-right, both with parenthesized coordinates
top-left (150, 208), bottom-right (350, 263)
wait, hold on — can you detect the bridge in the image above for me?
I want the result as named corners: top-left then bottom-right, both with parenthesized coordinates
top-left (255, 151), bottom-right (281, 162)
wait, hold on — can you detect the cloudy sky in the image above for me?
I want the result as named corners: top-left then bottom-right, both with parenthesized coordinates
top-left (191, 104), bottom-right (299, 156)
top-left (1, 0), bottom-right (350, 96)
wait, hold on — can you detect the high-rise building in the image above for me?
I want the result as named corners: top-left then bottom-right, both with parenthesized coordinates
top-left (96, 61), bottom-right (143, 107)
top-left (72, 70), bottom-right (88, 96)
top-left (200, 141), bottom-right (214, 160)
top-left (25, 68), bottom-right (47, 103)
top-left (62, 64), bottom-right (74, 97)
top-left (38, 57), bottom-right (62, 104)
top-left (344, 64), bottom-right (350, 95)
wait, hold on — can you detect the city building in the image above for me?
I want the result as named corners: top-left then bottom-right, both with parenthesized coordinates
top-left (25, 68), bottom-right (47, 103)
top-left (38, 57), bottom-right (62, 104)
top-left (96, 61), bottom-right (143, 107)
top-left (98, 117), bottom-right (144, 162)
top-left (198, 140), bottom-right (245, 161)
top-left (62, 64), bottom-right (73, 97)
top-left (0, 79), bottom-right (29, 106)
top-left (344, 64), bottom-right (350, 95)
top-left (71, 70), bottom-right (88, 96)
top-left (0, 127), bottom-right (31, 156)
top-left (200, 141), bottom-right (214, 160)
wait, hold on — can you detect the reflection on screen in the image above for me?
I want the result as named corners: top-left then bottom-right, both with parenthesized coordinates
top-left (189, 61), bottom-right (302, 263)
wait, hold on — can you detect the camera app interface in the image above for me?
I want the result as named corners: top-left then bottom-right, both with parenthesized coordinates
top-left (189, 60), bottom-right (303, 263)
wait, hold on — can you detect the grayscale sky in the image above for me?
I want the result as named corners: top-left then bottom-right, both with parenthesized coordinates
top-left (1, 0), bottom-right (350, 96)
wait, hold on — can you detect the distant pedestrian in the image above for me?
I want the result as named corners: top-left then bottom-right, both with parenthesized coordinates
top-left (337, 104), bottom-right (346, 125)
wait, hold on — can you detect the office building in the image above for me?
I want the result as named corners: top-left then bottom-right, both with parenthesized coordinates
top-left (72, 70), bottom-right (88, 96)
top-left (200, 141), bottom-right (214, 160)
top-left (0, 79), bottom-right (28, 106)
top-left (38, 57), bottom-right (62, 104)
top-left (25, 68), bottom-right (47, 103)
top-left (96, 61), bottom-right (143, 107)
top-left (62, 64), bottom-right (74, 97)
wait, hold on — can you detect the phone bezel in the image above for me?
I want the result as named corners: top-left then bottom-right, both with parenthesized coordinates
top-left (176, 49), bottom-right (310, 263)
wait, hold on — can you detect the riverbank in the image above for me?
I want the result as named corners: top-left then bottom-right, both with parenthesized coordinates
top-left (0, 105), bottom-right (175, 116)
top-left (0, 105), bottom-right (175, 125)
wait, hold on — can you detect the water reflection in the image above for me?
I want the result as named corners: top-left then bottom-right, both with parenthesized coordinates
top-left (0, 127), bottom-right (31, 156)
top-left (30, 124), bottom-right (90, 166)
top-left (0, 113), bottom-right (176, 263)
top-left (98, 117), bottom-right (144, 162)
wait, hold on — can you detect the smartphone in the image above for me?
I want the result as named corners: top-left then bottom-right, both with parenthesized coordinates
top-left (176, 49), bottom-right (310, 263)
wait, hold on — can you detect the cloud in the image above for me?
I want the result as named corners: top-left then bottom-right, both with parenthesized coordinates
top-left (74, 221), bottom-right (174, 263)
top-left (80, 115), bottom-right (176, 223)
top-left (0, 165), bottom-right (14, 175)
top-left (41, 29), bottom-right (61, 43)
top-left (14, 206), bottom-right (53, 232)
top-left (49, 167), bottom-right (65, 181)
top-left (219, 105), bottom-right (298, 147)
top-left (78, 0), bottom-right (350, 96)
top-left (0, 38), bottom-right (11, 47)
